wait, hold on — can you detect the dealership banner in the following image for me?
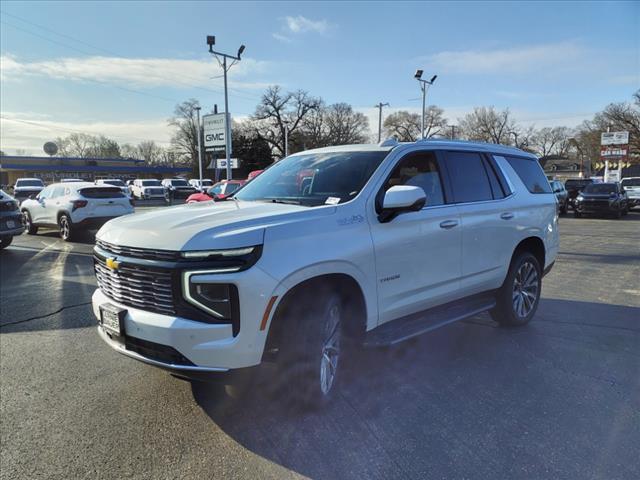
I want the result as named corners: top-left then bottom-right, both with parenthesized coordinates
top-left (203, 113), bottom-right (228, 151)
top-left (600, 131), bottom-right (629, 161)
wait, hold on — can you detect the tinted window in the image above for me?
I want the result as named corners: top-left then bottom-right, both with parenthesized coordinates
top-left (209, 184), bottom-right (223, 195)
top-left (16, 179), bottom-right (44, 187)
top-left (384, 151), bottom-right (445, 206)
top-left (141, 180), bottom-right (162, 187)
top-left (171, 180), bottom-right (189, 186)
top-left (80, 188), bottom-right (125, 198)
top-left (225, 183), bottom-right (241, 195)
top-left (504, 156), bottom-right (552, 193)
top-left (482, 157), bottom-right (507, 199)
top-left (445, 151), bottom-right (494, 203)
top-left (621, 178), bottom-right (640, 187)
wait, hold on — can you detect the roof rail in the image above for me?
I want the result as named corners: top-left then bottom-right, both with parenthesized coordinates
top-left (378, 138), bottom-right (399, 147)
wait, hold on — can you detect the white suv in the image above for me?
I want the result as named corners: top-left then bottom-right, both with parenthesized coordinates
top-left (92, 140), bottom-right (559, 406)
top-left (130, 179), bottom-right (165, 200)
top-left (21, 182), bottom-right (134, 241)
top-left (621, 177), bottom-right (640, 209)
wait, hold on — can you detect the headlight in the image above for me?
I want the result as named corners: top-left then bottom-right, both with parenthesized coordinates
top-left (182, 275), bottom-right (234, 319)
top-left (576, 195), bottom-right (584, 202)
top-left (181, 246), bottom-right (256, 259)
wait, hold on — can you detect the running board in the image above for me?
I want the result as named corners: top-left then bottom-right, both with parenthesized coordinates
top-left (364, 293), bottom-right (496, 347)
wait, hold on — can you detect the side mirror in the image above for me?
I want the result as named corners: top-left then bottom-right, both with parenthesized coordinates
top-left (29, 194), bottom-right (37, 200)
top-left (379, 185), bottom-right (426, 223)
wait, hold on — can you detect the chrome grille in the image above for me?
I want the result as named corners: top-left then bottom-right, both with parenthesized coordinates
top-left (94, 256), bottom-right (176, 315)
top-left (96, 239), bottom-right (179, 261)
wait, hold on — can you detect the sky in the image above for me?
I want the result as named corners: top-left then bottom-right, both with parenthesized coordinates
top-left (1, 0), bottom-right (638, 155)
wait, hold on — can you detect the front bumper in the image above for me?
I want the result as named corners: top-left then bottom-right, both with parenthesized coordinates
top-left (0, 214), bottom-right (25, 236)
top-left (575, 202), bottom-right (619, 214)
top-left (91, 262), bottom-right (278, 370)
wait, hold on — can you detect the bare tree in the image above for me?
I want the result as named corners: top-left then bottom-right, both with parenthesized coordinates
top-left (56, 133), bottom-right (93, 157)
top-left (136, 141), bottom-right (162, 164)
top-left (383, 111), bottom-right (421, 141)
top-left (168, 99), bottom-right (202, 170)
top-left (253, 86), bottom-right (320, 158)
top-left (383, 107), bottom-right (447, 142)
top-left (300, 102), bottom-right (369, 147)
top-left (531, 127), bottom-right (572, 157)
top-left (458, 106), bottom-right (515, 144)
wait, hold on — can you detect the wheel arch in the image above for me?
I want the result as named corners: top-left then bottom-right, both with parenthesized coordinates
top-left (262, 271), bottom-right (369, 362)
top-left (512, 236), bottom-right (545, 270)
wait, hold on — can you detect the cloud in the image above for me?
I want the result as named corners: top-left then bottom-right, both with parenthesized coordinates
top-left (0, 113), bottom-right (173, 154)
top-left (426, 41), bottom-right (585, 75)
top-left (284, 15), bottom-right (329, 34)
top-left (272, 33), bottom-right (292, 43)
top-left (0, 54), bottom-right (272, 90)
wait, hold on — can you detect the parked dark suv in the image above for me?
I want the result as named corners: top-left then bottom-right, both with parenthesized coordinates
top-left (564, 178), bottom-right (595, 209)
top-left (550, 180), bottom-right (569, 214)
top-left (574, 182), bottom-right (629, 218)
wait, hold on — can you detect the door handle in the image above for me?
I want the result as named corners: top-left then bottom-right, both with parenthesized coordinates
top-left (500, 212), bottom-right (514, 220)
top-left (439, 220), bottom-right (459, 229)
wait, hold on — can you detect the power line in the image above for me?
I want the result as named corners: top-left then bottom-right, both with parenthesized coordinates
top-left (0, 14), bottom-right (262, 102)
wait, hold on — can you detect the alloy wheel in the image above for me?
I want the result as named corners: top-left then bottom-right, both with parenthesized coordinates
top-left (512, 261), bottom-right (539, 318)
top-left (319, 302), bottom-right (341, 395)
top-left (60, 217), bottom-right (70, 240)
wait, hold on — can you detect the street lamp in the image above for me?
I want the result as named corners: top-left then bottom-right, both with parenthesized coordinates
top-left (414, 70), bottom-right (437, 140)
top-left (195, 106), bottom-right (203, 188)
top-left (207, 35), bottom-right (245, 180)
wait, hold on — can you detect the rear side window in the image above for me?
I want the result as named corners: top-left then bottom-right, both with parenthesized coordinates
top-left (443, 151), bottom-right (494, 203)
top-left (79, 188), bottom-right (125, 199)
top-left (503, 156), bottom-right (552, 194)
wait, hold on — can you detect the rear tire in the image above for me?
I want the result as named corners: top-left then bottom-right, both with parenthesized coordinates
top-left (23, 211), bottom-right (38, 234)
top-left (0, 236), bottom-right (13, 250)
top-left (574, 210), bottom-right (582, 218)
top-left (276, 287), bottom-right (343, 409)
top-left (490, 251), bottom-right (542, 327)
top-left (560, 201), bottom-right (567, 215)
top-left (58, 214), bottom-right (76, 241)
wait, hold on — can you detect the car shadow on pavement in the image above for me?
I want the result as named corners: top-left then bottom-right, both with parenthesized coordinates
top-left (190, 298), bottom-right (640, 480)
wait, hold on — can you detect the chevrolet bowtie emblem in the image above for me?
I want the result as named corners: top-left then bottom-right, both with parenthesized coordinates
top-left (106, 257), bottom-right (120, 271)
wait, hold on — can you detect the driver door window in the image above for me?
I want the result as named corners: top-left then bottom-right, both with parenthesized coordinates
top-left (384, 151), bottom-right (445, 207)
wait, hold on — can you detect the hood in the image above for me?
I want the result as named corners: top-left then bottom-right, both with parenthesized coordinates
top-left (96, 200), bottom-right (336, 251)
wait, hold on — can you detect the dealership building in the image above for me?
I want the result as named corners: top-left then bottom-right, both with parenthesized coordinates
top-left (0, 155), bottom-right (191, 187)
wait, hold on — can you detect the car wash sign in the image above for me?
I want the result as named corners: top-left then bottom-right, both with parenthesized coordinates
top-left (600, 131), bottom-right (629, 160)
top-left (203, 113), bottom-right (227, 151)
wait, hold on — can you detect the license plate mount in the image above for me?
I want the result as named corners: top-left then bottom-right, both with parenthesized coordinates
top-left (99, 303), bottom-right (126, 336)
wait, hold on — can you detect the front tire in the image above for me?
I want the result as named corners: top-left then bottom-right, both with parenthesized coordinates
top-left (277, 288), bottom-right (343, 409)
top-left (0, 236), bottom-right (13, 250)
top-left (58, 214), bottom-right (76, 241)
top-left (23, 211), bottom-right (38, 234)
top-left (490, 252), bottom-right (542, 327)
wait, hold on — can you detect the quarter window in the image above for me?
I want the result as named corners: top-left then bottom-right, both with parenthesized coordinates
top-left (503, 155), bottom-right (552, 194)
top-left (384, 151), bottom-right (445, 207)
top-left (444, 151), bottom-right (494, 203)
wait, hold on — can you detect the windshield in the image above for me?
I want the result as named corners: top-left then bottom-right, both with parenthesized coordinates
top-left (584, 184), bottom-right (616, 194)
top-left (202, 180), bottom-right (213, 186)
top-left (16, 179), bottom-right (44, 187)
top-left (234, 150), bottom-right (388, 206)
top-left (102, 180), bottom-right (125, 187)
top-left (141, 180), bottom-right (162, 187)
top-left (171, 180), bottom-right (189, 186)
top-left (621, 178), bottom-right (640, 187)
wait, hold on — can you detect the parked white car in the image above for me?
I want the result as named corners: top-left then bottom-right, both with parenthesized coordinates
top-left (130, 179), bottom-right (165, 200)
top-left (92, 139), bottom-right (559, 406)
top-left (96, 179), bottom-right (131, 197)
top-left (21, 182), bottom-right (134, 241)
top-left (12, 178), bottom-right (45, 203)
top-left (189, 179), bottom-right (214, 191)
top-left (621, 177), bottom-right (640, 209)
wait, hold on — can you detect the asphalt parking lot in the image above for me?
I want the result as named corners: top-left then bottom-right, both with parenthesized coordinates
top-left (1, 212), bottom-right (639, 480)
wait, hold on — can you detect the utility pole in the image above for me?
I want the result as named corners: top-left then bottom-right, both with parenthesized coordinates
top-left (207, 36), bottom-right (245, 180)
top-left (375, 102), bottom-right (389, 142)
top-left (414, 70), bottom-right (437, 140)
top-left (195, 106), bottom-right (203, 188)
top-left (449, 125), bottom-right (456, 140)
top-left (284, 124), bottom-right (289, 157)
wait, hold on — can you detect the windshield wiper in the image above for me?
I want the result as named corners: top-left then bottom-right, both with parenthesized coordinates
top-left (267, 198), bottom-right (302, 205)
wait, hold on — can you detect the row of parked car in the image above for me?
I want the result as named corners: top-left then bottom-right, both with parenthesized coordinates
top-left (550, 177), bottom-right (640, 218)
top-left (0, 170), bottom-right (266, 246)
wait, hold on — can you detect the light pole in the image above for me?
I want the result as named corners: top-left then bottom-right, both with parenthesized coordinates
top-left (284, 122), bottom-right (289, 157)
top-left (195, 106), bottom-right (203, 189)
top-left (414, 70), bottom-right (437, 140)
top-left (509, 131), bottom-right (519, 148)
top-left (207, 36), bottom-right (245, 180)
top-left (375, 102), bottom-right (390, 142)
